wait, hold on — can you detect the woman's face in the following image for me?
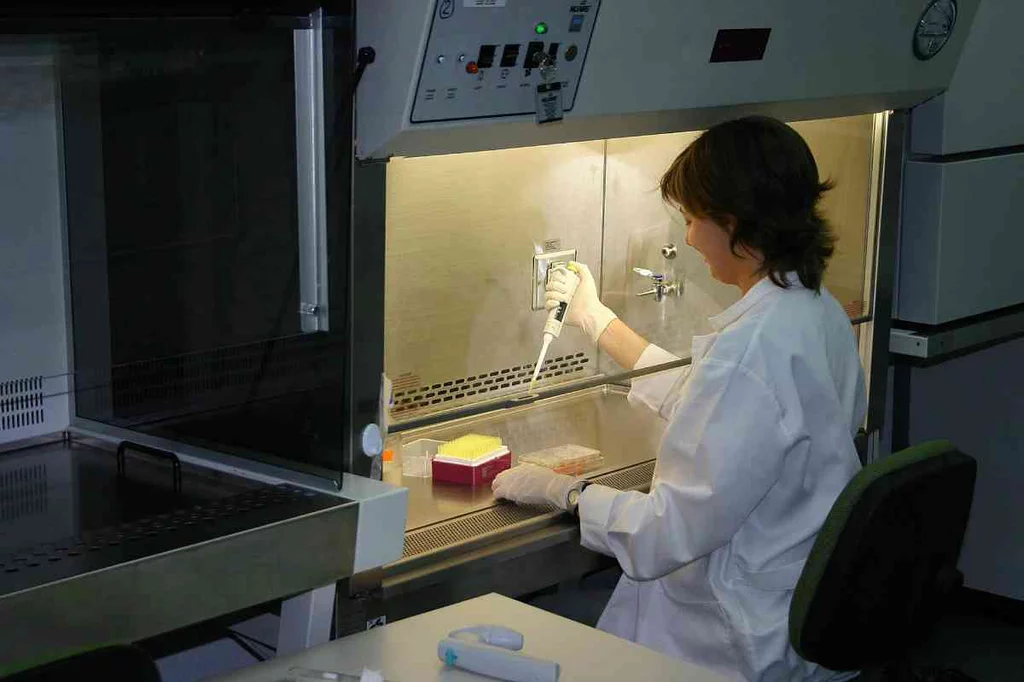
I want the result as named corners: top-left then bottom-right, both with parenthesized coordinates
top-left (681, 210), bottom-right (742, 286)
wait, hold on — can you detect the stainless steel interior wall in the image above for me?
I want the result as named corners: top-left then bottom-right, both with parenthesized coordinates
top-left (601, 115), bottom-right (875, 371)
top-left (385, 114), bottom-right (878, 422)
top-left (384, 141), bottom-right (606, 417)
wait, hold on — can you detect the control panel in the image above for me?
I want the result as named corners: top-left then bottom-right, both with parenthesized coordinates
top-left (411, 0), bottom-right (601, 123)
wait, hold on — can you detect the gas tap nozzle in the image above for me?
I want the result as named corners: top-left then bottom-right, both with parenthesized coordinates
top-left (634, 267), bottom-right (680, 303)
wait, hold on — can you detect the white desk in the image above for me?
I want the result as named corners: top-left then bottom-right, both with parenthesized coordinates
top-left (213, 593), bottom-right (729, 681)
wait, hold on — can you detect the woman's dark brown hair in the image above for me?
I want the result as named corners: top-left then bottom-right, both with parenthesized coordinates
top-left (660, 116), bottom-right (835, 292)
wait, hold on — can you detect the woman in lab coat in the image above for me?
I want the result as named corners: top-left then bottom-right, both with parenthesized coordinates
top-left (493, 116), bottom-right (866, 682)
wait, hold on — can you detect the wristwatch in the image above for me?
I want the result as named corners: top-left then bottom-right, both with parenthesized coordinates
top-left (566, 480), bottom-right (591, 518)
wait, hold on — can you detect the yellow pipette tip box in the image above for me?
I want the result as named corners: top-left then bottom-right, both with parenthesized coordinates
top-left (435, 434), bottom-right (505, 462)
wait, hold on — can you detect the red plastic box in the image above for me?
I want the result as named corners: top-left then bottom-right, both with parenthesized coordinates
top-left (431, 449), bottom-right (512, 486)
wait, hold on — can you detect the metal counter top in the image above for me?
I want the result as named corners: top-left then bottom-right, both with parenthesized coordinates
top-left (326, 386), bottom-right (670, 628)
top-left (0, 439), bottom-right (360, 670)
top-left (384, 386), bottom-right (667, 533)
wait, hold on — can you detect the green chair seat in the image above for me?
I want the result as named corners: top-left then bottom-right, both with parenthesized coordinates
top-left (790, 440), bottom-right (977, 672)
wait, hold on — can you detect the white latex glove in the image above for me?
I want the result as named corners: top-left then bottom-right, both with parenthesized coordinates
top-left (492, 464), bottom-right (576, 510)
top-left (545, 263), bottom-right (617, 345)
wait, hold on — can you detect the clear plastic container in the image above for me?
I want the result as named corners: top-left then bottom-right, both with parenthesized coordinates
top-left (517, 444), bottom-right (603, 476)
top-left (401, 438), bottom-right (442, 478)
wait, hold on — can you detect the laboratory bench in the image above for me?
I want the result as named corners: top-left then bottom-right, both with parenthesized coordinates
top-left (363, 386), bottom-right (665, 626)
top-left (213, 593), bottom-right (728, 682)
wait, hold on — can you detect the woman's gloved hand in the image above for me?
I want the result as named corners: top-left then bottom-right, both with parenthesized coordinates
top-left (492, 464), bottom-right (576, 510)
top-left (546, 262), bottom-right (618, 345)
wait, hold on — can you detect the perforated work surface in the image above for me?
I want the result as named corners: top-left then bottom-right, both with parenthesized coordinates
top-left (401, 460), bottom-right (655, 559)
top-left (0, 484), bottom-right (344, 596)
top-left (0, 462), bottom-right (46, 523)
top-left (593, 460), bottom-right (656, 492)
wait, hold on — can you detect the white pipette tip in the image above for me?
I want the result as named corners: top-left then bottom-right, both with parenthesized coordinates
top-left (528, 334), bottom-right (553, 394)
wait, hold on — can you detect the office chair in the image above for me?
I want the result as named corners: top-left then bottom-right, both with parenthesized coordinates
top-left (789, 440), bottom-right (978, 681)
top-left (0, 644), bottom-right (160, 682)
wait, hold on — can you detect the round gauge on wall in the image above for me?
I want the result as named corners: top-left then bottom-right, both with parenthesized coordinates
top-left (914, 0), bottom-right (958, 60)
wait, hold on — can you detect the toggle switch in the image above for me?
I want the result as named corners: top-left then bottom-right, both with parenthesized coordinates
top-left (525, 41), bottom-right (545, 68)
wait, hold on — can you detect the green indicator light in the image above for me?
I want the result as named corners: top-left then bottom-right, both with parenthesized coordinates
top-left (535, 22), bottom-right (548, 35)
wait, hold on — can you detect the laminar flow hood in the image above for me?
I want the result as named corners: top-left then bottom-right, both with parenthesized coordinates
top-left (356, 0), bottom-right (977, 159)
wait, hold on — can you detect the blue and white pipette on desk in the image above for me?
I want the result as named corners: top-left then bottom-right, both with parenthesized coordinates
top-left (438, 625), bottom-right (559, 682)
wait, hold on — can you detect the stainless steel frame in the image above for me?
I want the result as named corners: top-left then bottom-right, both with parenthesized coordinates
top-left (347, 160), bottom-right (388, 477)
top-left (890, 307), bottom-right (1024, 360)
top-left (864, 110), bottom-right (909, 441)
top-left (294, 10), bottom-right (331, 333)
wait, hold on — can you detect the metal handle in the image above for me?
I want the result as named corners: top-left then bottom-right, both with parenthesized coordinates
top-left (116, 440), bottom-right (182, 495)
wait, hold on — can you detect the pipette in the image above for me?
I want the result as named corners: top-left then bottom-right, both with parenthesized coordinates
top-left (528, 262), bottom-right (580, 394)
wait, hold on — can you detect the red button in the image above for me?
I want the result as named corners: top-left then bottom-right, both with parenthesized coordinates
top-left (466, 61), bottom-right (479, 74)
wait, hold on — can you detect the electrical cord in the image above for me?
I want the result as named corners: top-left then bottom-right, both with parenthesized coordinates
top-left (228, 629), bottom-right (276, 652)
top-left (226, 631), bottom-right (269, 662)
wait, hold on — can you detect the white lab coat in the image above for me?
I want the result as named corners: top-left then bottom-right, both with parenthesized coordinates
top-left (578, 273), bottom-right (865, 682)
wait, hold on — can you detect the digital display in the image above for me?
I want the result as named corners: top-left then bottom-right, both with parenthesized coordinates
top-left (709, 28), bottom-right (772, 63)
top-left (500, 43), bottom-right (521, 67)
top-left (477, 44), bottom-right (497, 68)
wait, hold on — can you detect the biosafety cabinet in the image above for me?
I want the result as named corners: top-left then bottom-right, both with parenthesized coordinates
top-left (0, 2), bottom-right (407, 667)
top-left (361, 0), bottom-right (983, 622)
top-left (0, 0), bottom-right (984, 666)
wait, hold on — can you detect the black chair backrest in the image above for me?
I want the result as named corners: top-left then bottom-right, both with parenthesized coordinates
top-left (790, 440), bottom-right (977, 671)
top-left (1, 645), bottom-right (160, 682)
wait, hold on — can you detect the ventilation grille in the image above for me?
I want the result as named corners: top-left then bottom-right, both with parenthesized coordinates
top-left (0, 463), bottom-right (47, 523)
top-left (0, 376), bottom-right (45, 432)
top-left (401, 460), bottom-right (655, 560)
top-left (592, 460), bottom-right (656, 491)
top-left (391, 353), bottom-right (590, 417)
top-left (404, 504), bottom-right (540, 558)
top-left (109, 337), bottom-right (345, 413)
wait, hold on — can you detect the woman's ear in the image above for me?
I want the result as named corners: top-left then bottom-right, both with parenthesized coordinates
top-left (719, 215), bottom-right (738, 236)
